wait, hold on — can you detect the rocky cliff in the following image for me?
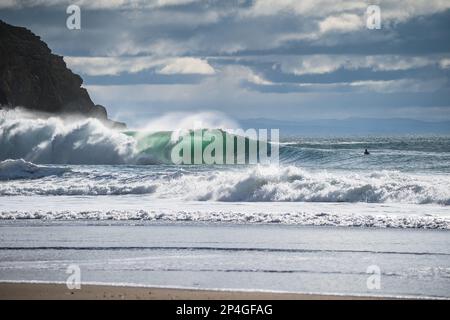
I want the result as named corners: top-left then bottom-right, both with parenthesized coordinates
top-left (0, 20), bottom-right (125, 129)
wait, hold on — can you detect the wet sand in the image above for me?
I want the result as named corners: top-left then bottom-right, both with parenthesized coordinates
top-left (0, 283), bottom-right (382, 300)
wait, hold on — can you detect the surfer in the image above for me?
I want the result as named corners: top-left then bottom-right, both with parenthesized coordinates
top-left (364, 149), bottom-right (370, 155)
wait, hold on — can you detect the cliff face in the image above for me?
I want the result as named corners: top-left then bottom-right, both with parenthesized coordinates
top-left (0, 20), bottom-right (125, 128)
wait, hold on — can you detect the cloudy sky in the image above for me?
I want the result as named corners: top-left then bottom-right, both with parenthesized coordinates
top-left (1, 0), bottom-right (450, 127)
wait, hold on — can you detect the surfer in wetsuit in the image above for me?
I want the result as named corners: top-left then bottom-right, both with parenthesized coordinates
top-left (364, 148), bottom-right (370, 155)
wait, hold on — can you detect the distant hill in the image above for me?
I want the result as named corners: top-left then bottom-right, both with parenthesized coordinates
top-left (240, 118), bottom-right (450, 136)
top-left (0, 20), bottom-right (125, 129)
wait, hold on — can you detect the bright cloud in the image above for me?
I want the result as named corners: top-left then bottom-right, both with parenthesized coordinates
top-left (158, 58), bottom-right (215, 75)
top-left (64, 56), bottom-right (160, 76)
top-left (245, 0), bottom-right (450, 22)
top-left (319, 14), bottom-right (363, 33)
top-left (440, 58), bottom-right (450, 69)
top-left (64, 56), bottom-right (215, 76)
top-left (348, 78), bottom-right (447, 93)
top-left (279, 55), bottom-right (446, 75)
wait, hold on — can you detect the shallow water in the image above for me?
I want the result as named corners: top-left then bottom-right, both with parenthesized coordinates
top-left (0, 221), bottom-right (449, 298)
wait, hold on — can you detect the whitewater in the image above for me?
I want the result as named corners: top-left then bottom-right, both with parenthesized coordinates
top-left (1, 110), bottom-right (449, 228)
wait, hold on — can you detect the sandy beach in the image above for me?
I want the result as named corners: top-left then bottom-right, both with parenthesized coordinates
top-left (0, 282), bottom-right (383, 300)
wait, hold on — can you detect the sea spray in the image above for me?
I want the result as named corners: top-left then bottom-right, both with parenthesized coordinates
top-left (0, 110), bottom-right (135, 164)
top-left (0, 162), bottom-right (448, 205)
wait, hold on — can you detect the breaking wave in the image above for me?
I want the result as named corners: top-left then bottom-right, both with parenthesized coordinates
top-left (0, 164), bottom-right (449, 205)
top-left (182, 167), bottom-right (450, 205)
top-left (0, 109), bottom-right (247, 165)
top-left (2, 110), bottom-right (449, 171)
top-left (167, 166), bottom-right (450, 205)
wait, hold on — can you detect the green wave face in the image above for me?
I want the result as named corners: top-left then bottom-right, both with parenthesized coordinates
top-left (124, 130), bottom-right (174, 164)
top-left (124, 129), bottom-right (274, 165)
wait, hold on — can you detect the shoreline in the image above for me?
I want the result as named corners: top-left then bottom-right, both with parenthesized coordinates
top-left (0, 282), bottom-right (390, 300)
top-left (1, 224), bottom-right (449, 299)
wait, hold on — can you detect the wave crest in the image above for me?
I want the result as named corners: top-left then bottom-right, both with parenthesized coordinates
top-left (0, 110), bottom-right (136, 164)
top-left (0, 162), bottom-right (448, 205)
top-left (182, 166), bottom-right (450, 205)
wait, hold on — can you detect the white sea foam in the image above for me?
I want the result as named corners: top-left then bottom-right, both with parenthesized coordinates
top-left (0, 164), bottom-right (449, 205)
top-left (0, 109), bottom-right (136, 164)
top-left (0, 159), bottom-right (68, 180)
top-left (161, 166), bottom-right (450, 205)
top-left (1, 208), bottom-right (448, 229)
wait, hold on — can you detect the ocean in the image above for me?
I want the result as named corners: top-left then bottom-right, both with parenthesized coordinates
top-left (0, 113), bottom-right (449, 298)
